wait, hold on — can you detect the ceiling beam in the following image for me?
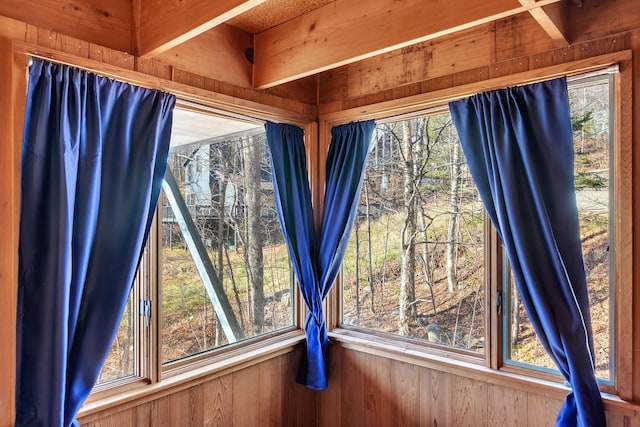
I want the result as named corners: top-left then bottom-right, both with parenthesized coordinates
top-left (135, 0), bottom-right (266, 58)
top-left (519, 0), bottom-right (570, 47)
top-left (253, 0), bottom-right (564, 89)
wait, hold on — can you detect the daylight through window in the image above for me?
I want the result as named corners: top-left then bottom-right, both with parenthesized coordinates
top-left (341, 112), bottom-right (486, 353)
top-left (161, 108), bottom-right (295, 364)
top-left (505, 75), bottom-right (614, 382)
top-left (341, 73), bottom-right (615, 383)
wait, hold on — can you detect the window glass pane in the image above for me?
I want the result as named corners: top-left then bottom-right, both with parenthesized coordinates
top-left (161, 109), bottom-right (294, 364)
top-left (506, 77), bottom-right (612, 381)
top-left (342, 113), bottom-right (485, 353)
top-left (96, 286), bottom-right (136, 383)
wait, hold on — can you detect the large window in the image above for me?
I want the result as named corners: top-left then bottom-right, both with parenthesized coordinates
top-left (341, 73), bottom-right (615, 382)
top-left (160, 108), bottom-right (294, 365)
top-left (341, 112), bottom-right (486, 353)
top-left (95, 106), bottom-right (295, 386)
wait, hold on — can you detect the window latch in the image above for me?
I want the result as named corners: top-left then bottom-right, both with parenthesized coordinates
top-left (496, 291), bottom-right (503, 316)
top-left (139, 299), bottom-right (152, 326)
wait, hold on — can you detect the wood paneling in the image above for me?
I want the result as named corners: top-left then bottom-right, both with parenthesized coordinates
top-left (86, 409), bottom-right (135, 427)
top-left (420, 368), bottom-right (451, 426)
top-left (82, 348), bottom-right (317, 427)
top-left (318, 345), bottom-right (635, 427)
top-left (202, 376), bottom-right (233, 426)
top-left (452, 376), bottom-right (488, 426)
top-left (390, 360), bottom-right (420, 426)
top-left (341, 348), bottom-right (366, 425)
top-left (0, 0), bottom-right (131, 52)
top-left (571, 0), bottom-right (640, 43)
top-left (526, 394), bottom-right (563, 427)
top-left (136, 0), bottom-right (264, 58)
top-left (614, 43), bottom-right (635, 402)
top-left (488, 384), bottom-right (527, 426)
top-left (0, 15), bottom-right (27, 41)
top-left (318, 24), bottom-right (494, 105)
top-left (632, 29), bottom-right (640, 404)
top-left (0, 15), bottom-right (317, 117)
top-left (318, 17), bottom-right (631, 115)
top-left (252, 0), bottom-right (566, 88)
top-left (10, 25), bottom-right (316, 122)
top-left (493, 13), bottom-right (557, 62)
top-left (0, 37), bottom-right (25, 427)
top-left (282, 349), bottom-right (318, 425)
top-left (155, 24), bottom-right (253, 88)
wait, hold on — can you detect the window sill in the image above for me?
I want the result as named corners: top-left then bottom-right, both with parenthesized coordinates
top-left (328, 328), bottom-right (640, 417)
top-left (77, 329), bottom-right (306, 424)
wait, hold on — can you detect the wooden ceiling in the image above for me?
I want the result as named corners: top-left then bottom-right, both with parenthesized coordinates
top-left (0, 0), bottom-right (621, 90)
top-left (227, 0), bottom-right (335, 34)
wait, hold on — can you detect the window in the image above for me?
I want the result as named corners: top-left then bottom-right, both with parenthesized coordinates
top-left (340, 72), bottom-right (616, 383)
top-left (160, 108), bottom-right (294, 365)
top-left (505, 75), bottom-right (614, 382)
top-left (342, 111), bottom-right (486, 353)
top-left (96, 288), bottom-right (137, 383)
top-left (95, 106), bottom-right (295, 387)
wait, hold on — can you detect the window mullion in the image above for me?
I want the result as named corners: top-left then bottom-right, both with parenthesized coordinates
top-left (487, 216), bottom-right (503, 370)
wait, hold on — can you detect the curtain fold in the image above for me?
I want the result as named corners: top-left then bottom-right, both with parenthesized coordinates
top-left (266, 120), bottom-right (375, 390)
top-left (16, 58), bottom-right (175, 427)
top-left (449, 77), bottom-right (605, 427)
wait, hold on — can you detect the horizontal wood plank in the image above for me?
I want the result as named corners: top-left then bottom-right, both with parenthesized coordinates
top-left (155, 24), bottom-right (253, 87)
top-left (571, 0), bottom-right (640, 43)
top-left (319, 50), bottom-right (630, 124)
top-left (14, 40), bottom-right (316, 125)
top-left (0, 0), bottom-right (131, 52)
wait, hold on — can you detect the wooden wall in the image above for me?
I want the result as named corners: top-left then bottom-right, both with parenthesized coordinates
top-left (0, 37), bottom-right (26, 427)
top-left (318, 12), bottom-right (633, 115)
top-left (317, 344), bottom-right (638, 427)
top-left (0, 15), bottom-right (317, 122)
top-left (78, 348), bottom-right (317, 427)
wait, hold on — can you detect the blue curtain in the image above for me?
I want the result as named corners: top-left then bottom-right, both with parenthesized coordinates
top-left (16, 59), bottom-right (175, 427)
top-left (449, 77), bottom-right (605, 426)
top-left (266, 120), bottom-right (375, 390)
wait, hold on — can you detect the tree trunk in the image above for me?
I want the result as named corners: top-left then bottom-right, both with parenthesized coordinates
top-left (121, 294), bottom-right (132, 376)
top-left (243, 136), bottom-right (264, 335)
top-left (225, 245), bottom-right (245, 329)
top-left (364, 181), bottom-right (375, 314)
top-left (399, 121), bottom-right (417, 335)
top-left (354, 219), bottom-right (361, 323)
top-left (446, 142), bottom-right (461, 292)
top-left (215, 176), bottom-right (228, 345)
top-left (419, 211), bottom-right (437, 317)
top-left (511, 277), bottom-right (520, 349)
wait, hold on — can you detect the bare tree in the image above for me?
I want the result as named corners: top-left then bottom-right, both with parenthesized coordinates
top-left (399, 121), bottom-right (417, 335)
top-left (243, 135), bottom-right (265, 334)
top-left (364, 181), bottom-right (375, 314)
top-left (446, 140), bottom-right (461, 292)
